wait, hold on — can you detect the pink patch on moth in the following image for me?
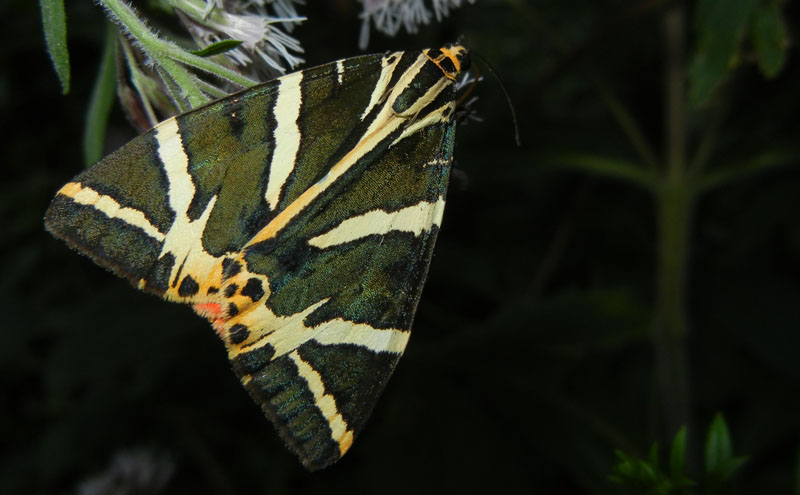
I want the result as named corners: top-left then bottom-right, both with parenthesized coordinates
top-left (192, 302), bottom-right (229, 338)
top-left (193, 302), bottom-right (222, 319)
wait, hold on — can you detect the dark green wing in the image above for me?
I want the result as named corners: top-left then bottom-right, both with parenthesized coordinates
top-left (45, 44), bottom-right (470, 470)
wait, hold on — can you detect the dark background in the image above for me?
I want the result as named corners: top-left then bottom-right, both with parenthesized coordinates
top-left (2, 0), bottom-right (799, 493)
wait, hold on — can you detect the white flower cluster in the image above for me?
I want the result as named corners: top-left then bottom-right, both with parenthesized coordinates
top-left (77, 449), bottom-right (174, 495)
top-left (173, 0), bottom-right (306, 75)
top-left (358, 0), bottom-right (475, 49)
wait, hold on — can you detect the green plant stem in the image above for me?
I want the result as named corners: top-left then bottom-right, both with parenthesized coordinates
top-left (652, 4), bottom-right (691, 437)
top-left (99, 0), bottom-right (257, 103)
top-left (160, 57), bottom-right (204, 109)
top-left (101, 0), bottom-right (205, 105)
top-left (597, 86), bottom-right (661, 171)
top-left (119, 35), bottom-right (160, 126)
top-left (512, 1), bottom-right (660, 172)
top-left (653, 181), bottom-right (690, 432)
top-left (664, 8), bottom-right (686, 182)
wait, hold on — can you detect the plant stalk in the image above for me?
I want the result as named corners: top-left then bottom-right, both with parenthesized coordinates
top-left (653, 3), bottom-right (691, 437)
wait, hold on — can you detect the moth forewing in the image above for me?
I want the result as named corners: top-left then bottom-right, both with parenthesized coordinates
top-left (45, 44), bottom-right (471, 470)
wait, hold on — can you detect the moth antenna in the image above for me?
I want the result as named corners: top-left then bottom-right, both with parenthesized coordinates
top-left (471, 51), bottom-right (521, 147)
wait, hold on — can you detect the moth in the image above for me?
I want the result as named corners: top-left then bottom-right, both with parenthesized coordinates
top-left (45, 44), bottom-right (470, 470)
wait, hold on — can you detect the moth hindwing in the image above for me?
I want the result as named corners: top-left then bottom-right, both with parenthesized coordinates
top-left (45, 44), bottom-right (470, 470)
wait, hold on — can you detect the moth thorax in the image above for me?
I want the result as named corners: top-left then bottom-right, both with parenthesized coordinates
top-left (425, 44), bottom-right (471, 80)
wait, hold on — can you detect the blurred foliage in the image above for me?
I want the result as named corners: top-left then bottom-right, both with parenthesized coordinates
top-left (688, 0), bottom-right (789, 106)
top-left (610, 414), bottom-right (749, 494)
top-left (2, 0), bottom-right (799, 494)
top-left (83, 24), bottom-right (117, 165)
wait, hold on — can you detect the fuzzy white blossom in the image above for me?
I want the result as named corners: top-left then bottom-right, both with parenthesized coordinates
top-left (172, 0), bottom-right (305, 75)
top-left (432, 0), bottom-right (473, 20)
top-left (77, 449), bottom-right (174, 495)
top-left (358, 0), bottom-right (475, 49)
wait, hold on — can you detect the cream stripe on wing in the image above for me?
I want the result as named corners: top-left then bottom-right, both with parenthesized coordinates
top-left (230, 297), bottom-right (409, 357)
top-left (312, 319), bottom-right (410, 354)
top-left (154, 118), bottom-right (220, 294)
top-left (359, 51), bottom-right (401, 120)
top-left (243, 53), bottom-right (450, 249)
top-left (336, 59), bottom-right (344, 85)
top-left (288, 350), bottom-right (355, 455)
top-left (155, 118), bottom-right (194, 215)
top-left (265, 70), bottom-right (303, 211)
top-left (308, 196), bottom-right (446, 248)
top-left (392, 102), bottom-right (456, 146)
top-left (56, 182), bottom-right (165, 242)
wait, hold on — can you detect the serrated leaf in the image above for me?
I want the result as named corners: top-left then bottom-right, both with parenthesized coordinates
top-left (190, 39), bottom-right (244, 58)
top-left (752, 3), bottom-right (788, 78)
top-left (669, 425), bottom-right (688, 478)
top-left (688, 0), bottom-right (756, 107)
top-left (83, 25), bottom-right (118, 166)
top-left (38, 0), bottom-right (70, 94)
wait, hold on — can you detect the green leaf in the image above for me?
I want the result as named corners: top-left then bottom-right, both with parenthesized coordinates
top-left (669, 425), bottom-right (687, 479)
top-left (609, 449), bottom-right (659, 486)
top-left (667, 426), bottom-right (697, 491)
top-left (752, 3), bottom-right (788, 78)
top-left (547, 153), bottom-right (658, 190)
top-left (38, 0), bottom-right (70, 94)
top-left (705, 413), bottom-right (733, 471)
top-left (648, 441), bottom-right (661, 468)
top-left (694, 148), bottom-right (799, 194)
top-left (705, 413), bottom-right (748, 493)
top-left (609, 432), bottom-right (699, 493)
top-left (688, 0), bottom-right (756, 107)
top-left (83, 25), bottom-right (118, 166)
top-left (708, 456), bottom-right (749, 493)
top-left (190, 39), bottom-right (244, 57)
top-left (156, 65), bottom-right (193, 113)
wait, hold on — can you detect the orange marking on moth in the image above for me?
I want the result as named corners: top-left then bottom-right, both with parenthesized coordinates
top-left (440, 46), bottom-right (463, 74)
top-left (57, 182), bottom-right (83, 197)
top-left (193, 302), bottom-right (223, 319)
top-left (193, 302), bottom-right (230, 338)
top-left (425, 45), bottom-right (466, 81)
top-left (339, 431), bottom-right (354, 455)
